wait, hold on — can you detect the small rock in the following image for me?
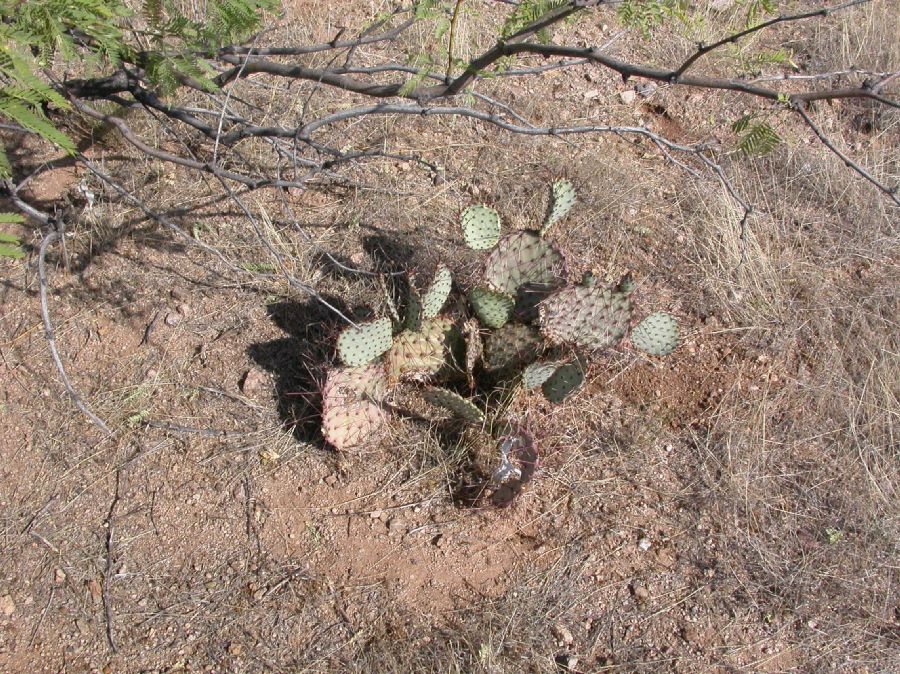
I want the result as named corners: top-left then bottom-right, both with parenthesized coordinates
top-left (324, 475), bottom-right (337, 487)
top-left (369, 510), bottom-right (383, 519)
top-left (387, 518), bottom-right (405, 532)
top-left (619, 90), bottom-right (637, 105)
top-left (176, 303), bottom-right (191, 317)
top-left (552, 622), bottom-right (574, 646)
top-left (681, 625), bottom-right (701, 645)
top-left (631, 584), bottom-right (650, 603)
top-left (227, 642), bottom-right (242, 656)
top-left (0, 594), bottom-right (15, 617)
top-left (54, 568), bottom-right (66, 585)
top-left (86, 579), bottom-right (102, 604)
top-left (636, 82), bottom-right (658, 97)
top-left (240, 368), bottom-right (268, 396)
top-left (638, 537), bottom-right (652, 551)
top-left (171, 288), bottom-right (188, 302)
top-left (164, 312), bottom-right (181, 327)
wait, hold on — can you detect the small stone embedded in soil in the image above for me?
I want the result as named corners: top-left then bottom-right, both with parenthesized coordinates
top-left (631, 584), bottom-right (650, 603)
top-left (552, 623), bottom-right (574, 646)
top-left (681, 625), bottom-right (702, 646)
top-left (176, 302), bottom-right (191, 316)
top-left (0, 594), bottom-right (15, 617)
top-left (240, 368), bottom-right (268, 396)
top-left (620, 89), bottom-right (637, 104)
top-left (638, 537), bottom-right (652, 551)
top-left (164, 312), bottom-right (181, 327)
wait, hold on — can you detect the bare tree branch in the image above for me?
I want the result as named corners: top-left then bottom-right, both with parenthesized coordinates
top-left (794, 104), bottom-right (900, 206)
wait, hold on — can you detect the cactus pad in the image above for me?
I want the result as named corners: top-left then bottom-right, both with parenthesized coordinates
top-left (469, 287), bottom-right (515, 329)
top-left (522, 360), bottom-right (564, 390)
top-left (385, 317), bottom-right (460, 381)
top-left (483, 323), bottom-right (543, 373)
top-left (321, 364), bottom-right (388, 451)
top-left (422, 264), bottom-right (452, 319)
top-left (461, 205), bottom-right (501, 250)
top-left (423, 387), bottom-right (484, 424)
top-left (483, 231), bottom-right (566, 296)
top-left (631, 312), bottom-right (679, 356)
top-left (540, 179), bottom-right (576, 236)
top-left (539, 285), bottom-right (631, 350)
top-left (336, 317), bottom-right (394, 366)
top-left (541, 359), bottom-right (585, 403)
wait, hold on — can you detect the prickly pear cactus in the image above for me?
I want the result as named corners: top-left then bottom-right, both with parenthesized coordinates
top-left (422, 264), bottom-right (452, 319)
top-left (522, 360), bottom-right (564, 390)
top-left (403, 283), bottom-right (423, 331)
top-left (483, 231), bottom-right (567, 296)
top-left (385, 317), bottom-right (460, 381)
top-left (483, 323), bottom-right (543, 373)
top-left (423, 387), bottom-right (485, 424)
top-left (336, 318), bottom-right (394, 367)
top-left (631, 312), bottom-right (679, 356)
top-left (541, 359), bottom-right (585, 403)
top-left (321, 364), bottom-right (388, 451)
top-left (461, 205), bottom-right (501, 250)
top-left (469, 287), bottom-right (514, 329)
top-left (540, 179), bottom-right (576, 236)
top-left (539, 285), bottom-right (631, 350)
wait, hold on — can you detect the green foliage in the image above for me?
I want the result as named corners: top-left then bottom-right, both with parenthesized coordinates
top-left (744, 0), bottom-right (778, 27)
top-left (500, 0), bottom-right (569, 43)
top-left (0, 0), bottom-right (274, 167)
top-left (0, 214), bottom-right (26, 259)
top-left (732, 115), bottom-right (782, 156)
top-left (616, 0), bottom-right (688, 37)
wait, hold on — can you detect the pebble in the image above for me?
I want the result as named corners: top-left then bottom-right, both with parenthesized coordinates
top-left (240, 368), bottom-right (268, 396)
top-left (638, 537), bottom-right (652, 551)
top-left (164, 312), bottom-right (181, 327)
top-left (0, 594), bottom-right (15, 617)
top-left (176, 303), bottom-right (191, 316)
top-left (681, 625), bottom-right (701, 646)
top-left (619, 90), bottom-right (637, 105)
top-left (552, 623), bottom-right (574, 646)
top-left (632, 584), bottom-right (650, 603)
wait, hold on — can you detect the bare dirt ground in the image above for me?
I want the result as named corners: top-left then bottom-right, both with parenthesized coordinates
top-left (0, 2), bottom-right (898, 672)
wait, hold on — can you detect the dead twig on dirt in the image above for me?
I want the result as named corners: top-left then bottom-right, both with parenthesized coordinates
top-left (38, 229), bottom-right (113, 436)
top-left (102, 469), bottom-right (122, 653)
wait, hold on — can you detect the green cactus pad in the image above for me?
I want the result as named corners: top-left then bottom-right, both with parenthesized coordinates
top-left (336, 317), bottom-right (394, 366)
top-left (422, 264), bottom-right (452, 319)
top-left (540, 179), bottom-right (576, 236)
top-left (522, 360), bottom-right (564, 390)
top-left (483, 231), bottom-right (567, 296)
top-left (631, 312), bottom-right (679, 356)
top-left (541, 359), bottom-right (585, 404)
top-left (469, 287), bottom-right (515, 329)
top-left (539, 285), bottom-right (631, 350)
top-left (321, 364), bottom-right (388, 451)
top-left (461, 205), bottom-right (501, 250)
top-left (483, 323), bottom-right (544, 373)
top-left (423, 387), bottom-right (485, 424)
top-left (613, 271), bottom-right (635, 295)
top-left (385, 317), bottom-right (460, 381)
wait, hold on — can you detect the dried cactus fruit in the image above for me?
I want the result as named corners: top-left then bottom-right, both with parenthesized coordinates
top-left (321, 364), bottom-right (388, 451)
top-left (540, 179), bottom-right (576, 236)
top-left (483, 231), bottom-right (566, 296)
top-left (631, 312), bottom-right (679, 356)
top-left (403, 283), bottom-right (423, 331)
top-left (539, 285), bottom-right (631, 350)
top-left (522, 360), bottom-right (564, 390)
top-left (469, 287), bottom-right (515, 329)
top-left (422, 264), bottom-right (452, 319)
top-left (385, 317), bottom-right (460, 381)
top-left (423, 387), bottom-right (484, 424)
top-left (336, 317), bottom-right (394, 366)
top-left (541, 359), bottom-right (585, 403)
top-left (461, 205), bottom-right (501, 250)
top-left (613, 271), bottom-right (635, 295)
top-left (462, 318), bottom-right (483, 391)
top-left (483, 323), bottom-right (543, 373)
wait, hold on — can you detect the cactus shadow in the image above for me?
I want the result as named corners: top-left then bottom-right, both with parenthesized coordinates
top-left (247, 296), bottom-right (365, 446)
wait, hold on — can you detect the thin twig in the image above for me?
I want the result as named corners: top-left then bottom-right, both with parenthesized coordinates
top-left (794, 104), bottom-right (900, 206)
top-left (38, 230), bottom-right (113, 436)
top-left (102, 470), bottom-right (122, 653)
